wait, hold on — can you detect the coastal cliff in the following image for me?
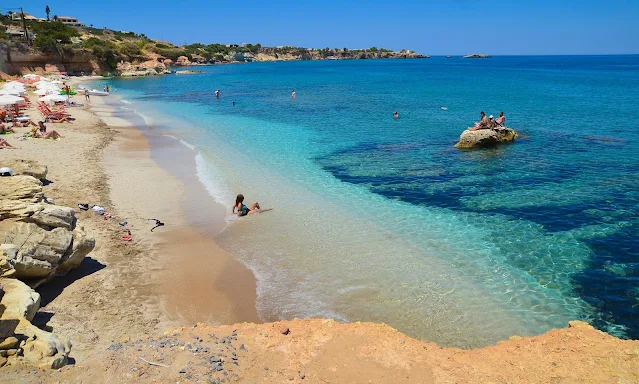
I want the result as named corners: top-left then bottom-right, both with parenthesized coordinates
top-left (3, 319), bottom-right (638, 383)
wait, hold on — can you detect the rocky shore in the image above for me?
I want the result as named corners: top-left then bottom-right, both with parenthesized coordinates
top-left (1, 163), bottom-right (95, 369)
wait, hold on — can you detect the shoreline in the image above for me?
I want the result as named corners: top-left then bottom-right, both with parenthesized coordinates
top-left (1, 79), bottom-right (259, 361)
top-left (86, 86), bottom-right (261, 326)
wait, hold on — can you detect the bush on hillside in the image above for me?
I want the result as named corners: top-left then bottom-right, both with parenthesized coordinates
top-left (32, 21), bottom-right (79, 54)
top-left (120, 42), bottom-right (141, 57)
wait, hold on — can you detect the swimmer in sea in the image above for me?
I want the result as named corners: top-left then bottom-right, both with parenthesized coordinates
top-left (393, 111), bottom-right (399, 119)
top-left (291, 89), bottom-right (296, 99)
top-left (215, 89), bottom-right (220, 98)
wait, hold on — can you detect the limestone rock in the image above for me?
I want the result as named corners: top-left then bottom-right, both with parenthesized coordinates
top-left (455, 127), bottom-right (519, 149)
top-left (0, 175), bottom-right (43, 203)
top-left (20, 323), bottom-right (71, 369)
top-left (175, 56), bottom-right (191, 66)
top-left (0, 278), bottom-right (40, 322)
top-left (57, 226), bottom-right (95, 274)
top-left (0, 278), bottom-right (71, 369)
top-left (0, 200), bottom-right (45, 222)
top-left (0, 200), bottom-right (75, 229)
top-left (30, 205), bottom-right (75, 230)
top-left (0, 336), bottom-right (19, 350)
top-left (0, 160), bottom-right (48, 181)
top-left (163, 58), bottom-right (174, 67)
top-left (3, 223), bottom-right (73, 281)
top-left (1, 244), bottom-right (18, 278)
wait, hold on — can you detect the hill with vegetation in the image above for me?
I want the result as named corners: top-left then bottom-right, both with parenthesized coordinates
top-left (0, 12), bottom-right (427, 76)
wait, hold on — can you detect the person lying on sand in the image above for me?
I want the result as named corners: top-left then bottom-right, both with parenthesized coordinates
top-left (0, 123), bottom-right (16, 134)
top-left (232, 194), bottom-right (273, 217)
top-left (30, 123), bottom-right (62, 139)
top-left (0, 138), bottom-right (16, 149)
top-left (32, 130), bottom-right (63, 139)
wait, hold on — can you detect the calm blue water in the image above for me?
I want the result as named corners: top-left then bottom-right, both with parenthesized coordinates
top-left (102, 56), bottom-right (639, 347)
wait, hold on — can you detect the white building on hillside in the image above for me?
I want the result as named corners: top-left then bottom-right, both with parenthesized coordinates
top-left (53, 16), bottom-right (83, 27)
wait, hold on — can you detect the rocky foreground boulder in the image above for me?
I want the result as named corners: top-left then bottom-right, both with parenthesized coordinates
top-left (0, 279), bottom-right (71, 369)
top-left (0, 160), bottom-right (48, 181)
top-left (455, 127), bottom-right (519, 149)
top-left (0, 161), bottom-right (95, 369)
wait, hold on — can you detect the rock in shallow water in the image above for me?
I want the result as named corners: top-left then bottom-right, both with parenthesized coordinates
top-left (454, 127), bottom-right (519, 149)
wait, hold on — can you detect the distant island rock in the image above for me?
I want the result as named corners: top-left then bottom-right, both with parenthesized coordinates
top-left (454, 127), bottom-right (518, 149)
top-left (463, 54), bottom-right (491, 58)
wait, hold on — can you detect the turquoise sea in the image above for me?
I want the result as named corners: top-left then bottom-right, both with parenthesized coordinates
top-left (101, 56), bottom-right (639, 348)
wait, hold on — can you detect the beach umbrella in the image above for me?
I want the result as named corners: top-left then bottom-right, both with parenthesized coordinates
top-left (0, 95), bottom-right (25, 106)
top-left (38, 94), bottom-right (67, 102)
top-left (35, 89), bottom-right (56, 96)
top-left (0, 90), bottom-right (22, 96)
top-left (23, 74), bottom-right (39, 79)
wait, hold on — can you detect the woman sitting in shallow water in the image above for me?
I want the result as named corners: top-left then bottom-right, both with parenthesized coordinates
top-left (233, 194), bottom-right (273, 217)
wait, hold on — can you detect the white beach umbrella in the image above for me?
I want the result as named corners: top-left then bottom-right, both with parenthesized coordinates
top-left (35, 88), bottom-right (59, 96)
top-left (0, 90), bottom-right (22, 96)
top-left (23, 74), bottom-right (39, 79)
top-left (0, 94), bottom-right (25, 106)
top-left (51, 80), bottom-right (64, 85)
top-left (38, 94), bottom-right (67, 102)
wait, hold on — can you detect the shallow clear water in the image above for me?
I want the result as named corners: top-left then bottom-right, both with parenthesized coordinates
top-left (102, 56), bottom-right (639, 347)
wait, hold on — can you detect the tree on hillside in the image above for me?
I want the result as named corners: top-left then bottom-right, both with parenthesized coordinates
top-left (45, 5), bottom-right (50, 21)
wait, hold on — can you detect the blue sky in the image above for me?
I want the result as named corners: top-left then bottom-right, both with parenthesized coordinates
top-left (14, 0), bottom-right (639, 55)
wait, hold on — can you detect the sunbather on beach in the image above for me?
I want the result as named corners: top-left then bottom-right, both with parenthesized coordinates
top-left (0, 138), bottom-right (16, 149)
top-left (33, 130), bottom-right (63, 139)
top-left (31, 123), bottom-right (62, 139)
top-left (232, 194), bottom-right (273, 216)
top-left (0, 123), bottom-right (16, 134)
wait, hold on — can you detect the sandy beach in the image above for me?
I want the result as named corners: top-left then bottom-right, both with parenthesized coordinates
top-left (1, 83), bottom-right (258, 361)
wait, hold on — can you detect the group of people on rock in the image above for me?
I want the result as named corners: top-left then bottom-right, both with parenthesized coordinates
top-left (471, 111), bottom-right (506, 130)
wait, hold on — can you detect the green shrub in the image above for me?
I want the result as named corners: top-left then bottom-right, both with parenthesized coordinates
top-left (120, 42), bottom-right (141, 57)
top-left (32, 21), bottom-right (79, 54)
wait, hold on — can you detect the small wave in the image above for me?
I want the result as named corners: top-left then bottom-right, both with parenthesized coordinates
top-left (195, 153), bottom-right (234, 212)
top-left (121, 99), bottom-right (133, 105)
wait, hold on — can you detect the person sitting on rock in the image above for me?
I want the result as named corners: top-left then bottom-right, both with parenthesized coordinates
top-left (487, 115), bottom-right (496, 128)
top-left (495, 112), bottom-right (506, 127)
top-left (470, 111), bottom-right (488, 130)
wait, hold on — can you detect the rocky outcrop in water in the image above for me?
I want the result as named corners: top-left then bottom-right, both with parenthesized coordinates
top-left (464, 53), bottom-right (491, 58)
top-left (455, 127), bottom-right (519, 149)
